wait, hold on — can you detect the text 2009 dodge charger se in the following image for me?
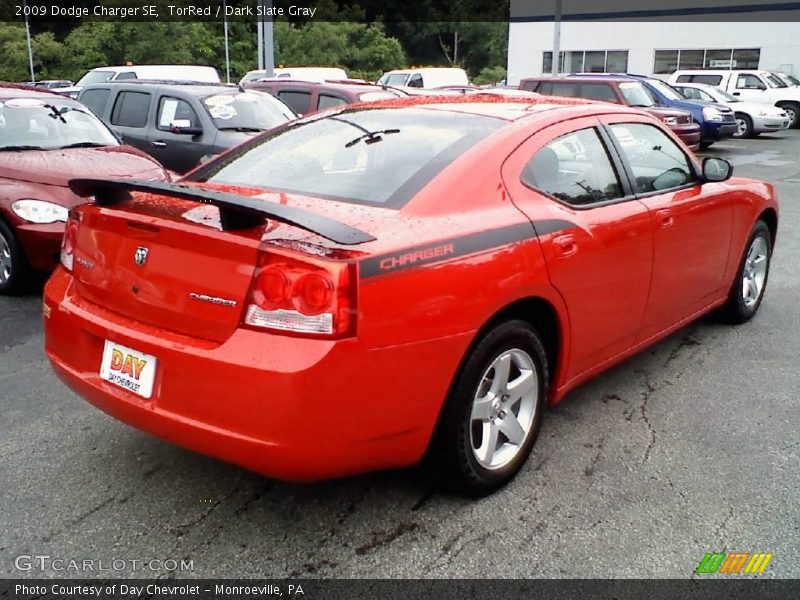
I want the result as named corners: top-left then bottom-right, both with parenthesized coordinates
top-left (43, 96), bottom-right (778, 495)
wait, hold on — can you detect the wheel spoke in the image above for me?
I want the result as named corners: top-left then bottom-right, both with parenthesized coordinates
top-left (506, 369), bottom-right (535, 403)
top-left (471, 394), bottom-right (494, 421)
top-left (490, 354), bottom-right (512, 394)
top-left (497, 413), bottom-right (526, 445)
top-left (475, 422), bottom-right (499, 465)
top-left (748, 276), bottom-right (760, 300)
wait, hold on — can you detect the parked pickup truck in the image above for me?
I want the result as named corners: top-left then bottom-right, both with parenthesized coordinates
top-left (668, 69), bottom-right (800, 128)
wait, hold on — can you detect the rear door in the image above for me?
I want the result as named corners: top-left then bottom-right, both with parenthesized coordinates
top-left (601, 114), bottom-right (732, 334)
top-left (108, 89), bottom-right (153, 153)
top-left (502, 116), bottom-right (654, 381)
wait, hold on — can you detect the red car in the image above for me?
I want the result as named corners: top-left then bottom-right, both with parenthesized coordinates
top-left (245, 78), bottom-right (406, 115)
top-left (0, 84), bottom-right (168, 293)
top-left (43, 96), bottom-right (777, 495)
top-left (520, 76), bottom-right (702, 150)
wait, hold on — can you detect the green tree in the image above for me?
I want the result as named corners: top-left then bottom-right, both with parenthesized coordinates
top-left (0, 23), bottom-right (33, 82)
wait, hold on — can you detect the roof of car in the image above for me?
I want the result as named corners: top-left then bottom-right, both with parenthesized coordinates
top-left (524, 75), bottom-right (637, 83)
top-left (80, 80), bottom-right (241, 96)
top-left (0, 82), bottom-right (65, 99)
top-left (247, 78), bottom-right (397, 93)
top-left (341, 93), bottom-right (613, 123)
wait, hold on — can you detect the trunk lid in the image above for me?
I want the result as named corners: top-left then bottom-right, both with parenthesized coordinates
top-left (69, 183), bottom-right (388, 342)
top-left (72, 201), bottom-right (263, 343)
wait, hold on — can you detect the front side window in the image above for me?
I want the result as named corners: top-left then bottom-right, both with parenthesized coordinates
top-left (80, 88), bottom-right (111, 115)
top-left (609, 123), bottom-right (694, 194)
top-left (158, 97), bottom-right (200, 130)
top-left (192, 107), bottom-right (502, 207)
top-left (737, 74), bottom-right (766, 90)
top-left (110, 91), bottom-right (151, 128)
top-left (521, 127), bottom-right (623, 206)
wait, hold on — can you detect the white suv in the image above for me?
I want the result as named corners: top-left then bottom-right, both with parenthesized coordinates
top-left (668, 69), bottom-right (800, 128)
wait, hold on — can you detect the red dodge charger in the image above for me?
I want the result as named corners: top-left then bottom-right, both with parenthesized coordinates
top-left (43, 95), bottom-right (778, 495)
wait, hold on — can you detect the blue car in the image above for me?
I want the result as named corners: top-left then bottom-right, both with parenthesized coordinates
top-left (570, 73), bottom-right (738, 148)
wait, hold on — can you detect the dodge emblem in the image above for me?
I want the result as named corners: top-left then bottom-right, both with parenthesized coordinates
top-left (134, 246), bottom-right (149, 267)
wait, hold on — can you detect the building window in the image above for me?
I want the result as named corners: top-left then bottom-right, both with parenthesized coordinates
top-left (653, 48), bottom-right (761, 73)
top-left (542, 50), bottom-right (628, 74)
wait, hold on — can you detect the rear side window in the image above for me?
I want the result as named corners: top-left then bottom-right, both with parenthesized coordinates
top-left (318, 94), bottom-right (348, 110)
top-left (520, 80), bottom-right (540, 92)
top-left (690, 74), bottom-right (722, 85)
top-left (521, 127), bottom-right (623, 206)
top-left (551, 83), bottom-right (579, 97)
top-left (80, 88), bottom-right (111, 116)
top-left (609, 123), bottom-right (694, 193)
top-left (277, 90), bottom-right (312, 115)
top-left (158, 97), bottom-right (200, 130)
top-left (115, 71), bottom-right (137, 81)
top-left (580, 84), bottom-right (619, 103)
top-left (110, 91), bottom-right (151, 128)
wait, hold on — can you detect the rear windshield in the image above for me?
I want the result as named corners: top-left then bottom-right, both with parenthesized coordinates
top-left (192, 107), bottom-right (502, 207)
top-left (76, 70), bottom-right (115, 86)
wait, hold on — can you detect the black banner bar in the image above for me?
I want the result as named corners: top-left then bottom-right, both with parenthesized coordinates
top-left (2, 579), bottom-right (800, 600)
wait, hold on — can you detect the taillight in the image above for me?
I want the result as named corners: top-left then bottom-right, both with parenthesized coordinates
top-left (244, 249), bottom-right (356, 338)
top-left (60, 212), bottom-right (80, 272)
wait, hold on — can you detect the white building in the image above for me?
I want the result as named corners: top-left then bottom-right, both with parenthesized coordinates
top-left (508, 0), bottom-right (800, 85)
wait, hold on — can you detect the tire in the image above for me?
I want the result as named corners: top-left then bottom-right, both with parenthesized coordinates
top-left (733, 113), bottom-right (754, 138)
top-left (777, 102), bottom-right (800, 128)
top-left (699, 141), bottom-right (713, 150)
top-left (0, 218), bottom-right (31, 295)
top-left (719, 220), bottom-right (772, 324)
top-left (428, 320), bottom-right (548, 496)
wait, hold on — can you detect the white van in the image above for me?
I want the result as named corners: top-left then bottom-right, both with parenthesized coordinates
top-left (378, 68), bottom-right (469, 89)
top-left (668, 69), bottom-right (800, 127)
top-left (56, 65), bottom-right (221, 98)
top-left (239, 67), bottom-right (348, 85)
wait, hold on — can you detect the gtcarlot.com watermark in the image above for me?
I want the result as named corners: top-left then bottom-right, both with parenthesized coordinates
top-left (14, 554), bottom-right (194, 573)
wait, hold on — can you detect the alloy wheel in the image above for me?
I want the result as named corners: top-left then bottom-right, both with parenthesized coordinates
top-left (470, 349), bottom-right (538, 470)
top-left (735, 117), bottom-right (748, 137)
top-left (0, 231), bottom-right (12, 285)
top-left (742, 235), bottom-right (768, 308)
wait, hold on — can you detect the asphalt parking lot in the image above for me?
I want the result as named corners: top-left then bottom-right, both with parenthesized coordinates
top-left (1, 131), bottom-right (799, 580)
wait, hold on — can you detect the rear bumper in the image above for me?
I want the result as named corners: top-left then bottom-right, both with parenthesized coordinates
top-left (43, 268), bottom-right (471, 481)
top-left (15, 222), bottom-right (64, 272)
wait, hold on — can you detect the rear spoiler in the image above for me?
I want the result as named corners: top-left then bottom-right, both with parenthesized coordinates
top-left (68, 178), bottom-right (376, 245)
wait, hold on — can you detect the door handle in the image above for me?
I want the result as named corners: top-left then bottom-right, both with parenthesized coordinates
top-left (655, 209), bottom-right (674, 228)
top-left (732, 92), bottom-right (741, 96)
top-left (151, 140), bottom-right (167, 148)
top-left (553, 234), bottom-right (577, 257)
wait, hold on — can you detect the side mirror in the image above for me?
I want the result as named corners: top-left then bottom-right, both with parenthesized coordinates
top-left (702, 157), bottom-right (733, 182)
top-left (169, 119), bottom-right (203, 136)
